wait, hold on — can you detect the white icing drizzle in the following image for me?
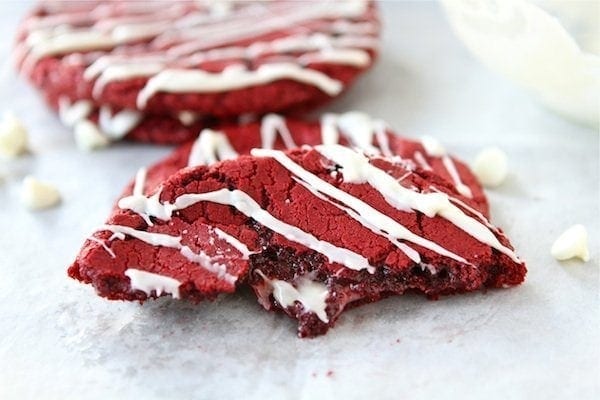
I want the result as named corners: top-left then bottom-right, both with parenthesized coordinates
top-left (260, 114), bottom-right (297, 150)
top-left (57, 97), bottom-right (141, 141)
top-left (311, 145), bottom-right (521, 263)
top-left (175, 189), bottom-right (376, 272)
top-left (293, 176), bottom-right (422, 263)
top-left (92, 63), bottom-right (164, 97)
top-left (252, 148), bottom-right (464, 264)
top-left (320, 111), bottom-right (388, 156)
top-left (213, 227), bottom-right (252, 259)
top-left (187, 129), bottom-right (239, 167)
top-left (119, 188), bottom-right (376, 273)
top-left (258, 271), bottom-right (329, 323)
top-left (87, 236), bottom-right (116, 259)
top-left (125, 268), bottom-right (181, 299)
top-left (118, 190), bottom-right (175, 226)
top-left (21, 1), bottom-right (378, 106)
top-left (98, 106), bottom-right (143, 139)
top-left (442, 155), bottom-right (473, 198)
top-left (100, 224), bottom-right (237, 284)
top-left (429, 186), bottom-right (496, 231)
top-left (58, 97), bottom-right (93, 127)
top-left (132, 167), bottom-right (147, 196)
top-left (413, 150), bottom-right (433, 171)
top-left (136, 63), bottom-right (343, 108)
top-left (419, 136), bottom-right (473, 198)
top-left (298, 48), bottom-right (370, 67)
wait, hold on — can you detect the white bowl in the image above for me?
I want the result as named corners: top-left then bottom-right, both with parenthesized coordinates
top-left (442, 0), bottom-right (599, 128)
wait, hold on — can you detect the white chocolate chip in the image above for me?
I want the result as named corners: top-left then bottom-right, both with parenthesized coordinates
top-left (74, 119), bottom-right (109, 151)
top-left (551, 224), bottom-right (590, 262)
top-left (177, 111), bottom-right (198, 126)
top-left (420, 136), bottom-right (446, 157)
top-left (0, 112), bottom-right (29, 158)
top-left (21, 176), bottom-right (61, 210)
top-left (472, 147), bottom-right (508, 187)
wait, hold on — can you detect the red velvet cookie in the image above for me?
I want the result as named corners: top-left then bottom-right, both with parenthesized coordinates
top-left (16, 0), bottom-right (379, 129)
top-left (121, 112), bottom-right (489, 216)
top-left (69, 145), bottom-right (526, 337)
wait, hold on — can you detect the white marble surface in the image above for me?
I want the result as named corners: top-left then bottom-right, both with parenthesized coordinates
top-left (0, 2), bottom-right (598, 399)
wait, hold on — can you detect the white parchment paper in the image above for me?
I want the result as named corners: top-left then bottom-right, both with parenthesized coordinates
top-left (0, 2), bottom-right (598, 399)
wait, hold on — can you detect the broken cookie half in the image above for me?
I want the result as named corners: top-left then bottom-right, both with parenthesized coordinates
top-left (69, 133), bottom-right (526, 337)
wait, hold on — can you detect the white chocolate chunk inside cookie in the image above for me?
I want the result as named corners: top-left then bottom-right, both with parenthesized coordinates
top-left (0, 112), bottom-right (28, 158)
top-left (472, 147), bottom-right (508, 187)
top-left (551, 224), bottom-right (590, 262)
top-left (21, 176), bottom-right (61, 210)
top-left (74, 119), bottom-right (109, 151)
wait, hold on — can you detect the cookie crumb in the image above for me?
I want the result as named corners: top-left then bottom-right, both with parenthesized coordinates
top-left (21, 176), bottom-right (61, 210)
top-left (551, 224), bottom-right (590, 262)
top-left (0, 111), bottom-right (29, 158)
top-left (74, 119), bottom-right (109, 151)
top-left (472, 147), bottom-right (508, 187)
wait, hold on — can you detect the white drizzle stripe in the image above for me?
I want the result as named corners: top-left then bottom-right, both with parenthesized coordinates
top-left (413, 150), bottom-right (433, 171)
top-left (84, 32), bottom-right (378, 88)
top-left (293, 177), bottom-right (421, 263)
top-left (87, 236), bottom-right (116, 259)
top-left (419, 136), bottom-right (473, 199)
top-left (171, 189), bottom-right (376, 273)
top-left (430, 186), bottom-right (497, 232)
top-left (136, 63), bottom-right (344, 108)
top-left (98, 107), bottom-right (143, 139)
top-left (252, 148), bottom-right (466, 264)
top-left (133, 167), bottom-right (147, 196)
top-left (213, 227), bottom-right (252, 259)
top-left (374, 123), bottom-right (393, 158)
top-left (99, 224), bottom-right (237, 284)
top-left (312, 145), bottom-right (522, 263)
top-left (119, 183), bottom-right (376, 272)
top-left (22, 2), bottom-right (377, 106)
top-left (125, 268), bottom-right (181, 299)
top-left (58, 97), bottom-right (93, 127)
top-left (319, 111), bottom-right (389, 156)
top-left (92, 63), bottom-right (164, 97)
top-left (118, 190), bottom-right (176, 226)
top-left (151, 1), bottom-right (369, 53)
top-left (442, 155), bottom-right (473, 198)
top-left (187, 129), bottom-right (239, 167)
top-left (260, 114), bottom-right (297, 150)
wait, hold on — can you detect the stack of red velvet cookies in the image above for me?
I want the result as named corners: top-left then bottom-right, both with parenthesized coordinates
top-left (16, 0), bottom-right (526, 337)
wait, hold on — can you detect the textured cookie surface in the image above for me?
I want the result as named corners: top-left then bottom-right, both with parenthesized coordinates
top-left (69, 144), bottom-right (525, 337)
top-left (16, 0), bottom-right (379, 142)
top-left (122, 112), bottom-right (490, 216)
